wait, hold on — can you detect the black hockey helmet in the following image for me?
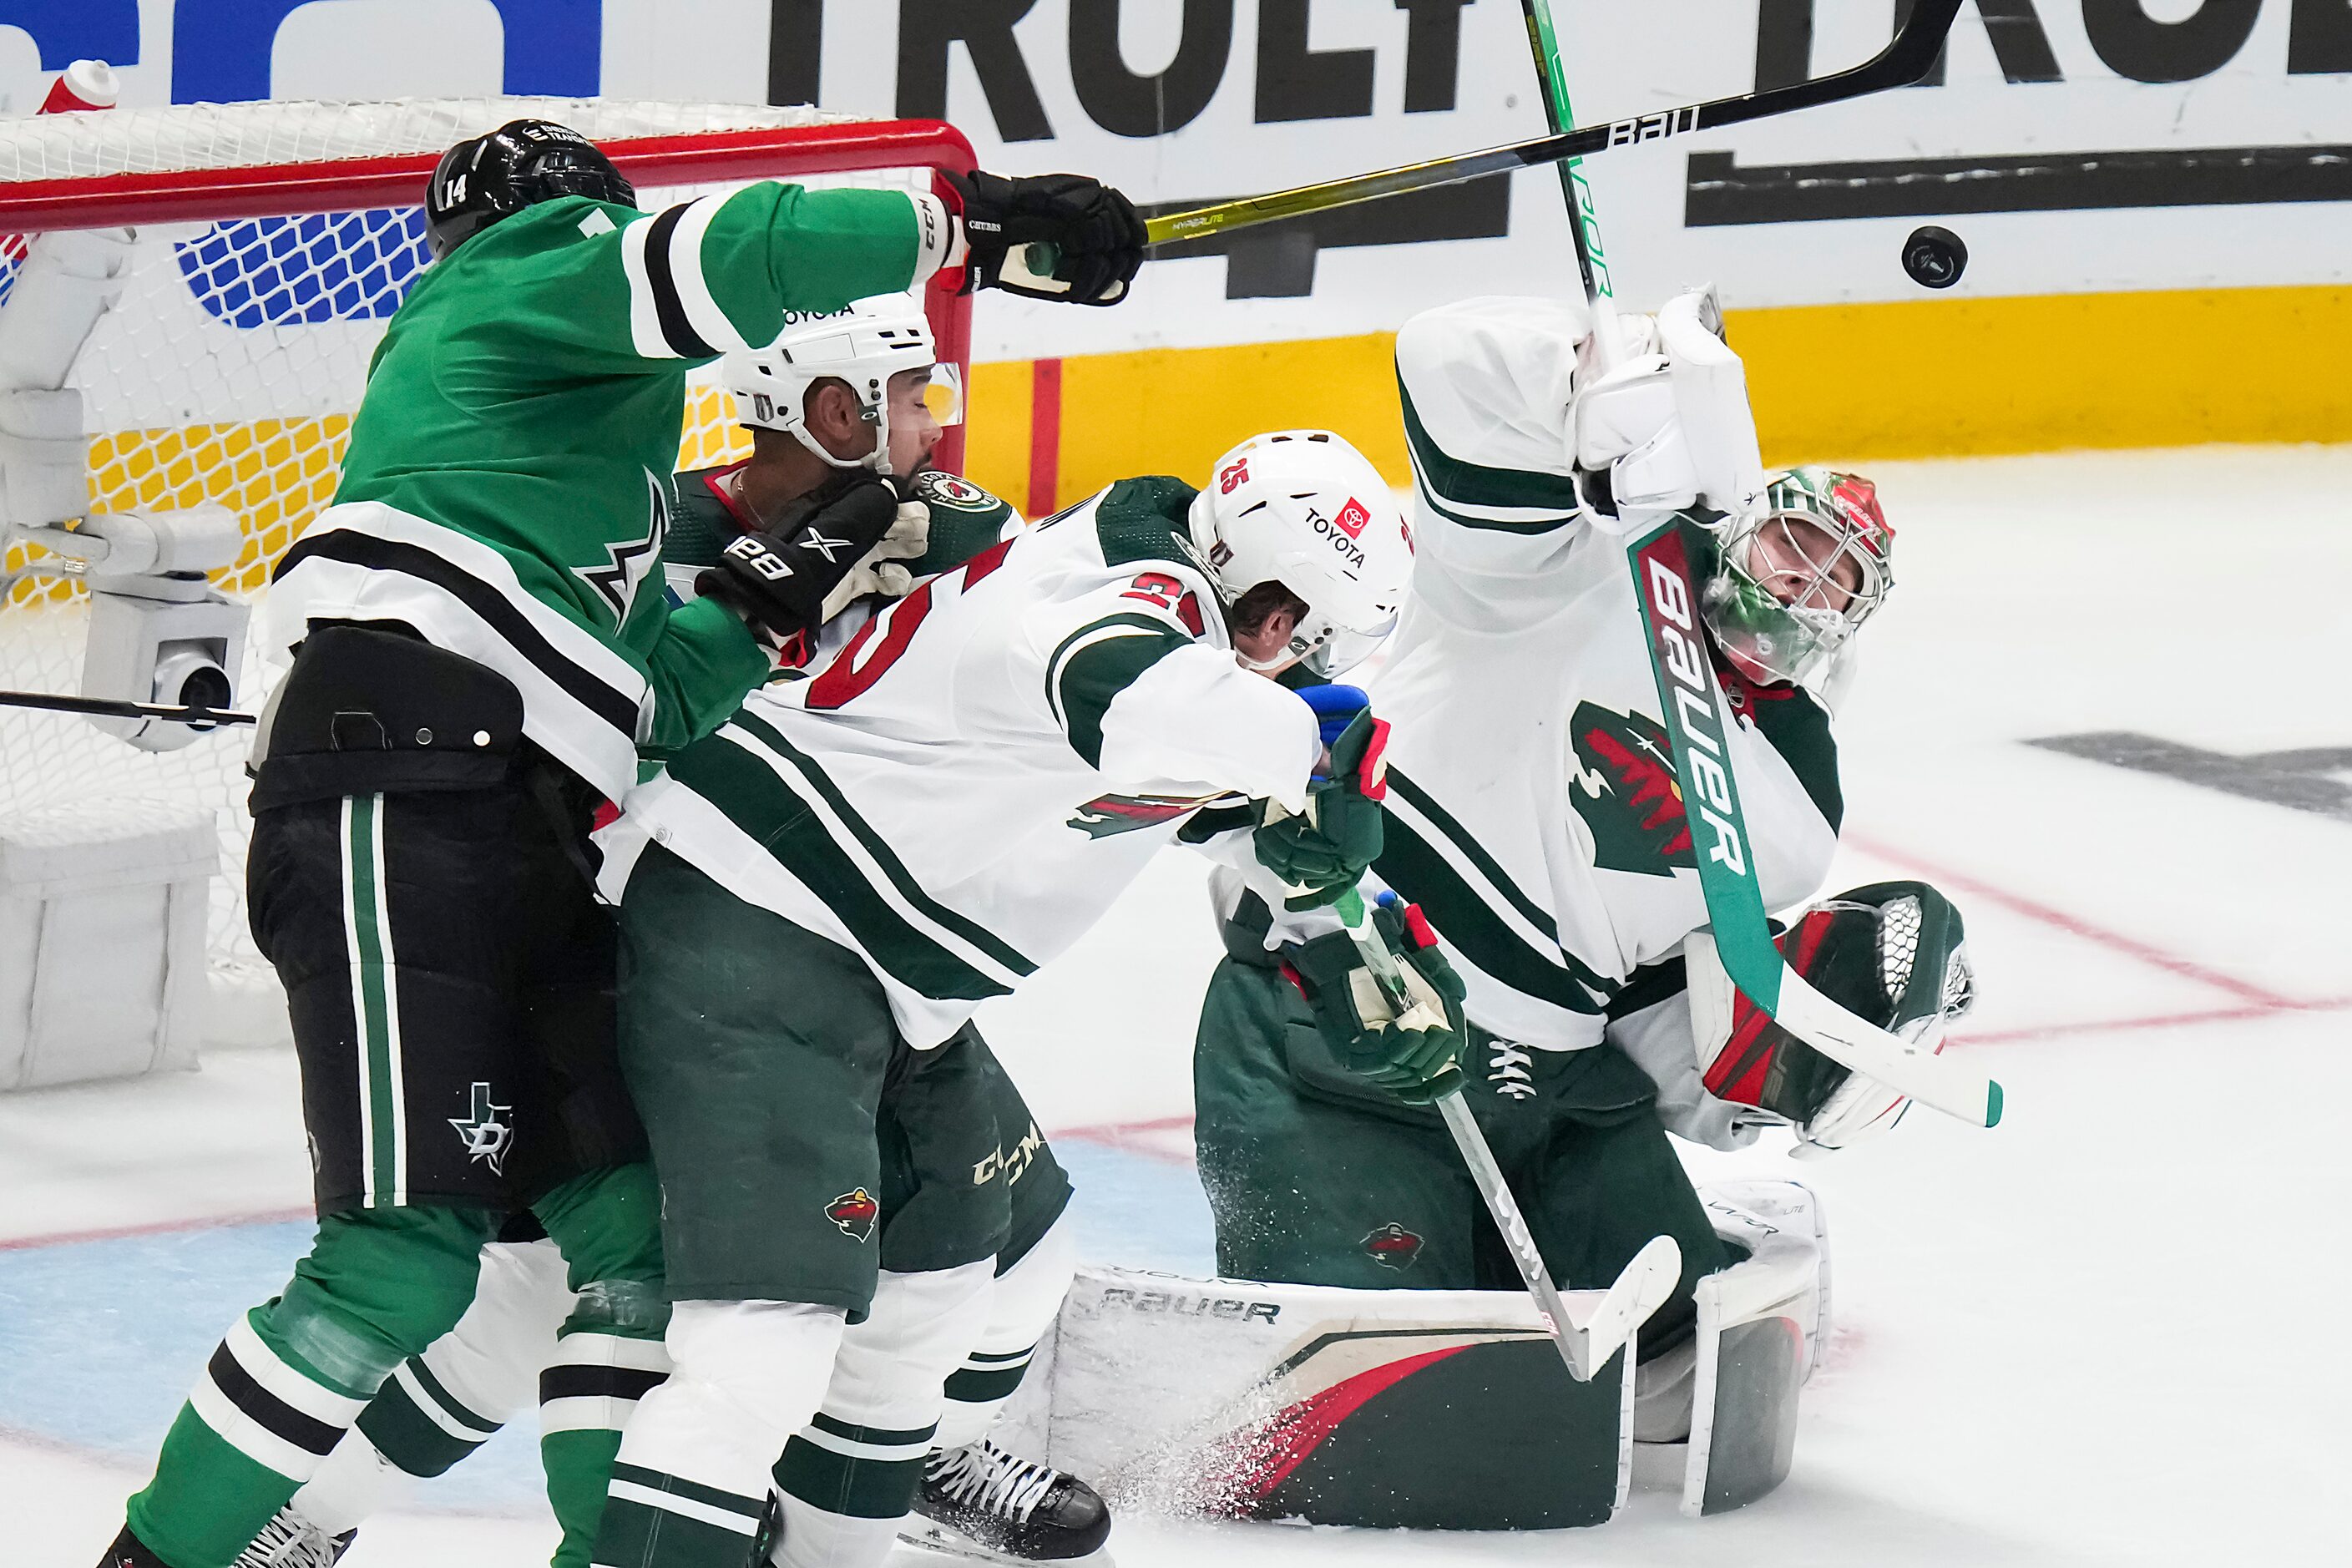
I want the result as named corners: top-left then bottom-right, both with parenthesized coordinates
top-left (424, 119), bottom-right (635, 260)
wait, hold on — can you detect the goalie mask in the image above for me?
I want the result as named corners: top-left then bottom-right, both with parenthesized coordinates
top-left (425, 119), bottom-right (635, 260)
top-left (1185, 431), bottom-right (1413, 677)
top-left (724, 295), bottom-right (964, 478)
top-left (1700, 467), bottom-right (1894, 690)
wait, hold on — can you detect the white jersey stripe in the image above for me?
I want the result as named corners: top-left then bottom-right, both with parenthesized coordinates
top-left (617, 213), bottom-right (675, 360)
top-left (668, 194), bottom-right (753, 355)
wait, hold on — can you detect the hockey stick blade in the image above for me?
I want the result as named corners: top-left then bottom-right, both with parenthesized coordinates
top-left (1141, 0), bottom-right (1960, 248)
top-left (0, 686), bottom-right (255, 726)
top-left (1566, 1234), bottom-right (1683, 1378)
top-left (1628, 520), bottom-right (2002, 1130)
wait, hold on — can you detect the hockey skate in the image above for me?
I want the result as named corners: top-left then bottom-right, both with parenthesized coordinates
top-left (901, 1438), bottom-right (1112, 1564)
top-left (227, 1506), bottom-right (352, 1568)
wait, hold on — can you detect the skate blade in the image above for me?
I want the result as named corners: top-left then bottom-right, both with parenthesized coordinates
top-left (896, 1517), bottom-right (1115, 1568)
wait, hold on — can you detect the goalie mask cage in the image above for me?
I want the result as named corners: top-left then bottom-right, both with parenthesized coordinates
top-left (0, 99), bottom-right (975, 1051)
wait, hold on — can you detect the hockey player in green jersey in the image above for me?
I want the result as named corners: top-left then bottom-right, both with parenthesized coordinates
top-left (586, 428), bottom-right (1447, 1568)
top-left (100, 119), bottom-right (1145, 1568)
top-left (245, 297), bottom-right (1110, 1568)
top-left (1191, 295), bottom-right (1977, 1480)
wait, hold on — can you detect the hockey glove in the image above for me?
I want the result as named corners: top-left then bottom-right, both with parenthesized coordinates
top-left (1253, 685), bottom-right (1388, 911)
top-left (942, 169), bottom-right (1146, 306)
top-left (696, 476), bottom-right (912, 645)
top-left (1283, 898), bottom-right (1467, 1105)
top-left (1690, 880), bottom-right (1974, 1154)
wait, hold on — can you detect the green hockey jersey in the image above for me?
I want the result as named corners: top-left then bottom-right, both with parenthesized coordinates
top-left (263, 180), bottom-right (957, 801)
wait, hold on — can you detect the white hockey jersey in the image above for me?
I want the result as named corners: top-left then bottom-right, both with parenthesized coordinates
top-left (604, 476), bottom-right (1321, 1047)
top-left (1220, 296), bottom-right (1844, 1066)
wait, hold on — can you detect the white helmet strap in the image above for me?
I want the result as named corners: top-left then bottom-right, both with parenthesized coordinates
top-left (787, 374), bottom-right (893, 475)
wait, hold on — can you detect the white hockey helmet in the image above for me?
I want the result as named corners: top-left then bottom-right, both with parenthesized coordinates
top-left (723, 293), bottom-right (963, 476)
top-left (1185, 430), bottom-right (1413, 676)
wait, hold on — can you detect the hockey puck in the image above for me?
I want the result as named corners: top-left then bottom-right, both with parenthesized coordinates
top-left (1902, 225), bottom-right (1967, 290)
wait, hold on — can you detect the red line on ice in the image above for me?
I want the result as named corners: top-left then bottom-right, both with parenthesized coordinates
top-left (1844, 832), bottom-right (2300, 1008)
top-left (0, 1205), bottom-right (312, 1253)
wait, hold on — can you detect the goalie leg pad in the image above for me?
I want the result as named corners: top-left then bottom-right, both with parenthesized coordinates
top-left (1672, 1181), bottom-right (1828, 1517)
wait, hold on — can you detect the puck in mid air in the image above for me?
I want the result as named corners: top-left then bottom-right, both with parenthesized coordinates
top-left (1902, 225), bottom-right (1967, 290)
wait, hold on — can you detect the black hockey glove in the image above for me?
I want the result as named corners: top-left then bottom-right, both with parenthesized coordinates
top-left (1254, 685), bottom-right (1388, 911)
top-left (696, 475), bottom-right (907, 646)
top-left (1283, 898), bottom-right (1468, 1106)
top-left (943, 169), bottom-right (1146, 306)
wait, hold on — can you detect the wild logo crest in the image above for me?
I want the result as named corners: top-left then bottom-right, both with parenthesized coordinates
top-left (1566, 701), bottom-right (1695, 878)
top-left (1067, 792), bottom-right (1214, 838)
top-left (1360, 1222), bottom-right (1424, 1271)
top-left (824, 1186), bottom-right (879, 1242)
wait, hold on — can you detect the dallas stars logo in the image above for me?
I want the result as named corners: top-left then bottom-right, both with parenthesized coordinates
top-left (448, 1082), bottom-right (513, 1174)
top-left (574, 469), bottom-right (671, 622)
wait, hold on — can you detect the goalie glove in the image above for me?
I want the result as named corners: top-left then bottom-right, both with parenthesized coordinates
top-left (1253, 684), bottom-right (1388, 911)
top-left (1282, 897), bottom-right (1468, 1105)
top-left (695, 475), bottom-right (918, 646)
top-left (1687, 880), bottom-right (1975, 1155)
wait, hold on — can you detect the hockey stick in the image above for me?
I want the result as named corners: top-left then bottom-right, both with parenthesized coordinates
top-left (0, 686), bottom-right (254, 726)
top-left (1143, 0), bottom-right (1958, 248)
top-left (1509, 3), bottom-right (1999, 1130)
top-left (1333, 885), bottom-right (1681, 1381)
top-left (1013, 0), bottom-right (1960, 283)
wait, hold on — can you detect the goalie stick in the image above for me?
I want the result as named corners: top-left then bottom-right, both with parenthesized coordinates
top-left (1513, 1), bottom-right (1999, 1130)
top-left (1333, 885), bottom-right (1681, 1383)
top-left (0, 686), bottom-right (253, 726)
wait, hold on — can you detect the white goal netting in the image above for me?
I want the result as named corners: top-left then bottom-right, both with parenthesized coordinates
top-left (0, 98), bottom-right (967, 1049)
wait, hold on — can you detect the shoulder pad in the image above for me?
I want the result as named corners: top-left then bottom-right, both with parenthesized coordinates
top-left (1093, 476), bottom-right (1202, 570)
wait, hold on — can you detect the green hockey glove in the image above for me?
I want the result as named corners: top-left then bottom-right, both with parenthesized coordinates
top-left (1254, 687), bottom-right (1389, 911)
top-left (1282, 898), bottom-right (1467, 1105)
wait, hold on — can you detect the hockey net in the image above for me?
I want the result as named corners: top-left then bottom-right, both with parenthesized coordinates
top-left (0, 98), bottom-right (974, 1049)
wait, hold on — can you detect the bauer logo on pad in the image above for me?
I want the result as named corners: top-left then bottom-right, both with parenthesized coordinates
top-left (1334, 498), bottom-right (1372, 539)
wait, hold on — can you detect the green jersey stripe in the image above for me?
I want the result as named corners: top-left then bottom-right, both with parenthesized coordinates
top-left (341, 795), bottom-right (406, 1206)
top-left (775, 1434), bottom-right (929, 1520)
top-left (1046, 613), bottom-right (1190, 767)
top-left (1374, 810), bottom-right (1612, 1017)
top-left (728, 711), bottom-right (1036, 978)
top-left (1386, 769), bottom-right (1564, 950)
top-left (663, 734), bottom-right (1015, 1002)
top-left (1411, 470), bottom-right (1578, 535)
top-left (1399, 382), bottom-right (1585, 515)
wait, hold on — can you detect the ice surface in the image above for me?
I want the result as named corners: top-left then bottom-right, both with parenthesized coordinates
top-left (5, 448), bottom-right (2349, 1565)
